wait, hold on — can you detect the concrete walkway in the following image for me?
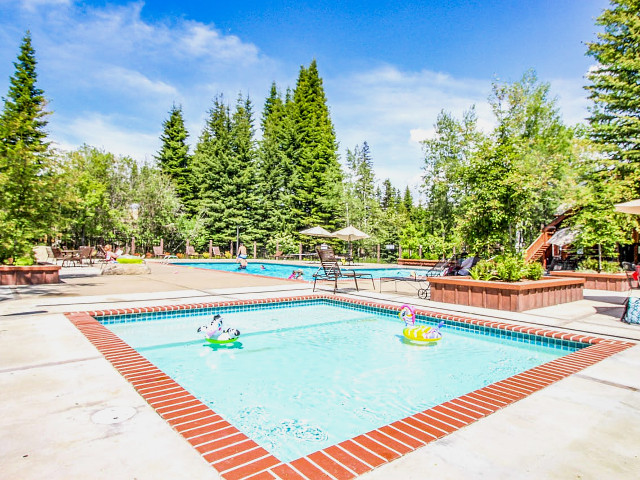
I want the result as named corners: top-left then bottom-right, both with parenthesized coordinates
top-left (1, 262), bottom-right (639, 479)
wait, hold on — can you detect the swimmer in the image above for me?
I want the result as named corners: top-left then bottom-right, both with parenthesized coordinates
top-left (261, 265), bottom-right (265, 270)
top-left (288, 269), bottom-right (303, 279)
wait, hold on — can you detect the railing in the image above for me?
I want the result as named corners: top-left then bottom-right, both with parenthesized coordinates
top-left (524, 231), bottom-right (551, 263)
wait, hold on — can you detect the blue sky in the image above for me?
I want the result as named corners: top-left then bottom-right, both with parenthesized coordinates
top-left (0, 0), bottom-right (607, 194)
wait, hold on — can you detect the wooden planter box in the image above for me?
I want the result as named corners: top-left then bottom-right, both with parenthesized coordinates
top-left (549, 271), bottom-right (629, 292)
top-left (428, 276), bottom-right (584, 312)
top-left (397, 258), bottom-right (441, 267)
top-left (0, 265), bottom-right (61, 285)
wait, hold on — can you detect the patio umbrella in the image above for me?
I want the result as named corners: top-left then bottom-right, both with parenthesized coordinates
top-left (299, 226), bottom-right (335, 237)
top-left (332, 225), bottom-right (370, 259)
top-left (547, 227), bottom-right (579, 246)
top-left (614, 199), bottom-right (640, 215)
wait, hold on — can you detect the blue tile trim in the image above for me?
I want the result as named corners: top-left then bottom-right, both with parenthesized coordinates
top-left (97, 298), bottom-right (584, 352)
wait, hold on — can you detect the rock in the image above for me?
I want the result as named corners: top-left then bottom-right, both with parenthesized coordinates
top-left (100, 262), bottom-right (151, 275)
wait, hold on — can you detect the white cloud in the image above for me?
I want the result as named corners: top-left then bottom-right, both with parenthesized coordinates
top-left (100, 67), bottom-right (179, 97)
top-left (18, 0), bottom-right (70, 12)
top-left (54, 112), bottom-right (160, 163)
top-left (327, 65), bottom-right (492, 190)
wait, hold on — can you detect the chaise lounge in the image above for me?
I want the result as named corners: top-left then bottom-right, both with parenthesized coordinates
top-left (313, 246), bottom-right (374, 293)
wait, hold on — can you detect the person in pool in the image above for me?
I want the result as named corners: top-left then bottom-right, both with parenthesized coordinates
top-left (236, 242), bottom-right (248, 269)
top-left (288, 269), bottom-right (303, 279)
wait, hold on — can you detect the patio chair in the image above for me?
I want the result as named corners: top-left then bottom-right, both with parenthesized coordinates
top-left (212, 246), bottom-right (223, 258)
top-left (152, 246), bottom-right (164, 258)
top-left (95, 245), bottom-right (108, 263)
top-left (78, 246), bottom-right (94, 266)
top-left (313, 246), bottom-right (374, 293)
top-left (379, 256), bottom-right (454, 299)
top-left (51, 247), bottom-right (66, 266)
top-left (186, 245), bottom-right (200, 258)
top-left (273, 250), bottom-right (284, 260)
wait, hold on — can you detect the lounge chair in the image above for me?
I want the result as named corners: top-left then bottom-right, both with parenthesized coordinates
top-left (379, 256), bottom-right (455, 298)
top-left (152, 246), bottom-right (164, 258)
top-left (186, 245), bottom-right (200, 258)
top-left (212, 246), bottom-right (222, 258)
top-left (313, 246), bottom-right (374, 293)
top-left (273, 250), bottom-right (284, 260)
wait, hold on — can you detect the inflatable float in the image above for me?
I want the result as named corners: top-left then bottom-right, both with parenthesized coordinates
top-left (399, 304), bottom-right (444, 344)
top-left (403, 322), bottom-right (444, 343)
top-left (197, 314), bottom-right (240, 344)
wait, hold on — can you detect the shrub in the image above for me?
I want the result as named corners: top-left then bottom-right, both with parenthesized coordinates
top-left (201, 252), bottom-right (210, 259)
top-left (224, 251), bottom-right (232, 259)
top-left (14, 256), bottom-right (35, 266)
top-left (601, 261), bottom-right (622, 273)
top-left (523, 261), bottom-right (545, 280)
top-left (495, 254), bottom-right (525, 282)
top-left (470, 259), bottom-right (496, 281)
top-left (117, 257), bottom-right (144, 264)
top-left (175, 253), bottom-right (184, 259)
top-left (577, 258), bottom-right (599, 272)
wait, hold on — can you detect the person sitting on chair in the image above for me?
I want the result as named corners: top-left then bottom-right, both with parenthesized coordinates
top-left (104, 245), bottom-right (122, 263)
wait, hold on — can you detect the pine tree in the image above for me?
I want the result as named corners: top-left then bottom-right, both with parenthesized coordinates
top-left (0, 32), bottom-right (55, 262)
top-left (585, 0), bottom-right (640, 195)
top-left (191, 95), bottom-right (233, 246)
top-left (156, 105), bottom-right (192, 210)
top-left (291, 60), bottom-right (342, 229)
top-left (255, 83), bottom-right (298, 241)
top-left (191, 94), bottom-right (259, 247)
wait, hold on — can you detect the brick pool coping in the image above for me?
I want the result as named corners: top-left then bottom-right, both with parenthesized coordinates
top-left (65, 294), bottom-right (635, 480)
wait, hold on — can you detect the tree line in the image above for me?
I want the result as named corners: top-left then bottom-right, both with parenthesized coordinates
top-left (1, 0), bottom-right (638, 264)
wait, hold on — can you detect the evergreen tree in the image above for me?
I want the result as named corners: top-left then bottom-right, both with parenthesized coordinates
top-left (291, 60), bottom-right (343, 230)
top-left (156, 105), bottom-right (192, 210)
top-left (191, 94), bottom-right (259, 247)
top-left (0, 32), bottom-right (56, 262)
top-left (255, 83), bottom-right (298, 242)
top-left (585, 0), bottom-right (640, 194)
top-left (191, 95), bottom-right (233, 246)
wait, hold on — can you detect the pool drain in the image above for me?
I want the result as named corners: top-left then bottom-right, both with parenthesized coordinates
top-left (91, 406), bottom-right (137, 425)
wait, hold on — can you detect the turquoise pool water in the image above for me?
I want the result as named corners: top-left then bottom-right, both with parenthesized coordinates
top-left (174, 260), bottom-right (429, 280)
top-left (104, 302), bottom-right (574, 462)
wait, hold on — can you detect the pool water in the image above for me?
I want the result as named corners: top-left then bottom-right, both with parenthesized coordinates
top-left (175, 261), bottom-right (430, 280)
top-left (105, 303), bottom-right (571, 462)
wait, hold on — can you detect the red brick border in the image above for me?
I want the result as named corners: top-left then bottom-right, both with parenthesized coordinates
top-left (65, 295), bottom-right (635, 479)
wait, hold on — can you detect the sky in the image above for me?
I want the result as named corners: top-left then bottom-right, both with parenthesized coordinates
top-left (0, 0), bottom-right (608, 196)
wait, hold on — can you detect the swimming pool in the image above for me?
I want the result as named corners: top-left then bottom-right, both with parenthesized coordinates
top-left (69, 296), bottom-right (632, 479)
top-left (174, 261), bottom-right (430, 280)
top-left (105, 302), bottom-right (569, 462)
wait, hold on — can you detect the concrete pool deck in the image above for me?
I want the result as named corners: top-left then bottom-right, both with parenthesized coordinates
top-left (1, 261), bottom-right (639, 479)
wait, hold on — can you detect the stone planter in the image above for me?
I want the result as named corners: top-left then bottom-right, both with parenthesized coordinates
top-left (397, 258), bottom-right (441, 267)
top-left (0, 265), bottom-right (61, 285)
top-left (549, 271), bottom-right (630, 292)
top-left (428, 276), bottom-right (584, 312)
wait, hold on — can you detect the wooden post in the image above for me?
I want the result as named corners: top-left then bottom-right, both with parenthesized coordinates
top-left (131, 237), bottom-right (135, 255)
top-left (186, 239), bottom-right (190, 256)
top-left (160, 238), bottom-right (164, 253)
top-left (230, 241), bottom-right (234, 257)
top-left (253, 241), bottom-right (257, 259)
top-left (398, 245), bottom-right (402, 261)
top-left (377, 244), bottom-right (380, 263)
top-left (419, 245), bottom-right (422, 258)
top-left (299, 242), bottom-right (302, 261)
top-left (209, 240), bottom-right (213, 258)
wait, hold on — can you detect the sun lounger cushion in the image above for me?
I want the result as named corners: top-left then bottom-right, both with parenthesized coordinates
top-left (622, 297), bottom-right (640, 324)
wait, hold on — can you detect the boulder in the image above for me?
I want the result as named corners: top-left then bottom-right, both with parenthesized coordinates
top-left (100, 262), bottom-right (151, 275)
